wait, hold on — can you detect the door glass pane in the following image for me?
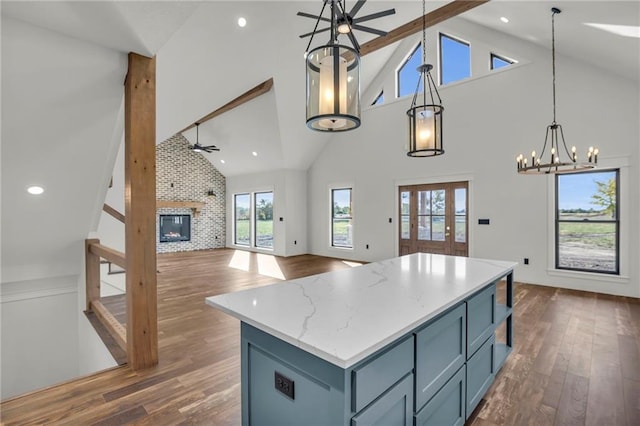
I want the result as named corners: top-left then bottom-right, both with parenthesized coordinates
top-left (401, 191), bottom-right (410, 214)
top-left (234, 193), bottom-right (250, 246)
top-left (401, 216), bottom-right (410, 239)
top-left (455, 216), bottom-right (466, 243)
top-left (432, 190), bottom-right (445, 215)
top-left (418, 191), bottom-right (431, 215)
top-left (418, 216), bottom-right (431, 240)
top-left (432, 216), bottom-right (445, 241)
top-left (455, 188), bottom-right (466, 215)
top-left (255, 192), bottom-right (273, 249)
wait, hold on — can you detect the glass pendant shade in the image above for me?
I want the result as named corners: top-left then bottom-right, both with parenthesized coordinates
top-left (407, 104), bottom-right (443, 156)
top-left (407, 64), bottom-right (444, 157)
top-left (306, 44), bottom-right (360, 131)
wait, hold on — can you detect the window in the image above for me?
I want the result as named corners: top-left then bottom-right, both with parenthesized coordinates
top-left (234, 193), bottom-right (250, 246)
top-left (400, 191), bottom-right (410, 239)
top-left (439, 34), bottom-right (470, 85)
top-left (556, 170), bottom-right (619, 274)
top-left (397, 43), bottom-right (423, 98)
top-left (491, 53), bottom-right (514, 70)
top-left (417, 189), bottom-right (445, 241)
top-left (371, 90), bottom-right (384, 106)
top-left (254, 192), bottom-right (274, 249)
top-left (332, 188), bottom-right (353, 248)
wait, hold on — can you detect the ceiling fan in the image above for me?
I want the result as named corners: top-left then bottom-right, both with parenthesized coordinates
top-left (298, 0), bottom-right (395, 52)
top-left (189, 123), bottom-right (220, 153)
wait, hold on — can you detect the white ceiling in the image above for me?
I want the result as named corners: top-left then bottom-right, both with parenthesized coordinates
top-left (2, 1), bottom-right (638, 178)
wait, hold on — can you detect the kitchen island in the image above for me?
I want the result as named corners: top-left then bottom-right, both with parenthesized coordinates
top-left (206, 253), bottom-right (516, 425)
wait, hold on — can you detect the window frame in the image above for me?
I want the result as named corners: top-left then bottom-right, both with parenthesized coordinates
top-left (331, 187), bottom-right (353, 249)
top-left (233, 193), bottom-right (251, 247)
top-left (490, 53), bottom-right (514, 70)
top-left (439, 33), bottom-right (471, 86)
top-left (554, 169), bottom-right (620, 275)
top-left (371, 90), bottom-right (384, 106)
top-left (396, 42), bottom-right (422, 98)
top-left (254, 191), bottom-right (274, 250)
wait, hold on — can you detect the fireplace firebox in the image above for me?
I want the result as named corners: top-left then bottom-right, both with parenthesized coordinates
top-left (159, 214), bottom-right (191, 242)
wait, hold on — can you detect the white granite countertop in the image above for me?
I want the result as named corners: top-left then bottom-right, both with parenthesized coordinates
top-left (206, 253), bottom-right (516, 368)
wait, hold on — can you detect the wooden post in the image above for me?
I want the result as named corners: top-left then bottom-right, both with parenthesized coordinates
top-left (85, 238), bottom-right (101, 311)
top-left (124, 52), bottom-right (158, 370)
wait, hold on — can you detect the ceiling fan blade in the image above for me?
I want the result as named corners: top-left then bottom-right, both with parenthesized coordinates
top-left (347, 30), bottom-right (360, 53)
top-left (204, 147), bottom-right (220, 153)
top-left (351, 24), bottom-right (387, 37)
top-left (348, 0), bottom-right (367, 17)
top-left (353, 9), bottom-right (395, 24)
top-left (297, 11), bottom-right (331, 23)
top-left (299, 26), bottom-right (331, 39)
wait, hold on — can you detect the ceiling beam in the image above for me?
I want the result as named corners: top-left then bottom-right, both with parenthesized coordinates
top-left (360, 0), bottom-right (490, 57)
top-left (180, 78), bottom-right (274, 133)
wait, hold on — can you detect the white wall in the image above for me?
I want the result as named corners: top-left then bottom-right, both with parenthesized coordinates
top-left (307, 18), bottom-right (639, 297)
top-left (226, 169), bottom-right (308, 257)
top-left (1, 17), bottom-right (124, 399)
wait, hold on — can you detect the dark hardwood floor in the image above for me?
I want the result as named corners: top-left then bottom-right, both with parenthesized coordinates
top-left (1, 248), bottom-right (638, 425)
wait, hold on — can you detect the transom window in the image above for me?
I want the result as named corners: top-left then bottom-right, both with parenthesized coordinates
top-left (491, 53), bottom-right (514, 70)
top-left (556, 170), bottom-right (619, 274)
top-left (331, 188), bottom-right (353, 248)
top-left (439, 33), bottom-right (470, 85)
top-left (397, 43), bottom-right (423, 98)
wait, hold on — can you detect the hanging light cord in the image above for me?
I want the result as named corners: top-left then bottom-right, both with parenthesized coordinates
top-left (551, 8), bottom-right (557, 124)
top-left (422, 0), bottom-right (426, 65)
top-left (410, 0), bottom-right (442, 109)
top-left (304, 1), bottom-right (328, 55)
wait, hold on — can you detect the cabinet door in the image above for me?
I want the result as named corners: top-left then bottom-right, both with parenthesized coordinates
top-left (466, 334), bottom-right (495, 418)
top-left (467, 284), bottom-right (495, 357)
top-left (351, 374), bottom-right (413, 426)
top-left (352, 337), bottom-right (413, 413)
top-left (415, 365), bottom-right (465, 426)
top-left (415, 303), bottom-right (466, 411)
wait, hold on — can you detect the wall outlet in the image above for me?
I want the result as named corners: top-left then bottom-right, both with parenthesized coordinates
top-left (524, 258), bottom-right (529, 265)
top-left (294, 240), bottom-right (297, 245)
top-left (388, 218), bottom-right (392, 223)
top-left (274, 371), bottom-right (295, 400)
top-left (366, 244), bottom-right (369, 249)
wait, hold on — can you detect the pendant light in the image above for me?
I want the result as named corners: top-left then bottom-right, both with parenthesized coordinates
top-left (516, 8), bottom-right (599, 174)
top-left (406, 0), bottom-right (444, 157)
top-left (304, 1), bottom-right (361, 132)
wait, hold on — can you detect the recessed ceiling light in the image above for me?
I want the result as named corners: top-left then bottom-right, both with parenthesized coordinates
top-left (500, 17), bottom-right (509, 23)
top-left (238, 17), bottom-right (247, 28)
top-left (27, 185), bottom-right (44, 195)
top-left (252, 151), bottom-right (258, 157)
top-left (220, 159), bottom-right (226, 164)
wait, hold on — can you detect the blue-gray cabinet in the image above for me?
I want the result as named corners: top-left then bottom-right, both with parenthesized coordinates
top-left (239, 271), bottom-right (514, 425)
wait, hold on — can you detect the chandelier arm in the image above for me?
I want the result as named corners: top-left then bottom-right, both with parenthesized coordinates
top-left (540, 125), bottom-right (550, 163)
top-left (426, 71), bottom-right (442, 105)
top-left (558, 125), bottom-right (573, 160)
top-left (305, 1), bottom-right (328, 54)
top-left (410, 72), bottom-right (423, 108)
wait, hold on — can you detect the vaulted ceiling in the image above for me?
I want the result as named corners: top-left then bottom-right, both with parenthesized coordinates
top-left (2, 0), bottom-right (638, 179)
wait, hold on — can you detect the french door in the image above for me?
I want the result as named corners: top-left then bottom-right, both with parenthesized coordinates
top-left (399, 181), bottom-right (468, 256)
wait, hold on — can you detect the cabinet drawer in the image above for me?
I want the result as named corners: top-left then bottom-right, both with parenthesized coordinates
top-left (415, 365), bottom-right (465, 426)
top-left (352, 336), bottom-right (413, 413)
top-left (467, 284), bottom-right (495, 357)
top-left (351, 373), bottom-right (413, 426)
top-left (466, 334), bottom-right (495, 418)
top-left (415, 303), bottom-right (466, 412)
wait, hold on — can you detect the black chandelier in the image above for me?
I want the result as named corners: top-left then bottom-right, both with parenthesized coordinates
top-left (303, 1), bottom-right (361, 132)
top-left (516, 8), bottom-right (599, 174)
top-left (406, 0), bottom-right (444, 157)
